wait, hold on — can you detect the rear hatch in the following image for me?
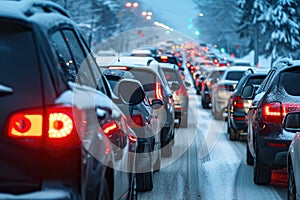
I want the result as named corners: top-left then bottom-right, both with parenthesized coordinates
top-left (0, 21), bottom-right (46, 193)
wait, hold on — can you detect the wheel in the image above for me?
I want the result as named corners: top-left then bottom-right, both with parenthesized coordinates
top-left (162, 141), bottom-right (173, 157)
top-left (227, 121), bottom-right (230, 134)
top-left (201, 98), bottom-right (209, 109)
top-left (136, 171), bottom-right (153, 192)
top-left (253, 152), bottom-right (272, 185)
top-left (246, 143), bottom-right (254, 165)
top-left (229, 127), bottom-right (239, 141)
top-left (288, 163), bottom-right (296, 200)
top-left (180, 114), bottom-right (188, 128)
top-left (97, 178), bottom-right (111, 200)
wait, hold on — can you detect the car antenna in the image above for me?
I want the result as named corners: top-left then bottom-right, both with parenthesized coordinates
top-left (117, 51), bottom-right (120, 62)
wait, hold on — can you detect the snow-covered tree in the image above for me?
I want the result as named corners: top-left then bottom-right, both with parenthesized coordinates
top-left (264, 0), bottom-right (300, 63)
top-left (193, 0), bottom-right (247, 57)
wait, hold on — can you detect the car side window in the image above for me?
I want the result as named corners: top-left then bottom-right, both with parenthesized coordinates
top-left (261, 70), bottom-right (275, 92)
top-left (51, 31), bottom-right (77, 82)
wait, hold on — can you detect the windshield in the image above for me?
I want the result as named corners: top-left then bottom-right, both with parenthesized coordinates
top-left (225, 71), bottom-right (245, 81)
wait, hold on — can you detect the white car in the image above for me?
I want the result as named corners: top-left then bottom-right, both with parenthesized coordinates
top-left (285, 112), bottom-right (300, 199)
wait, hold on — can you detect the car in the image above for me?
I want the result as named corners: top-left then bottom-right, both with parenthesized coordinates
top-left (211, 66), bottom-right (252, 120)
top-left (201, 67), bottom-right (227, 108)
top-left (99, 57), bottom-right (176, 157)
top-left (102, 68), bottom-right (162, 191)
top-left (0, 1), bottom-right (138, 199)
top-left (153, 54), bottom-right (183, 69)
top-left (283, 112), bottom-right (300, 200)
top-left (160, 64), bottom-right (191, 128)
top-left (242, 58), bottom-right (300, 185)
top-left (227, 69), bottom-right (268, 140)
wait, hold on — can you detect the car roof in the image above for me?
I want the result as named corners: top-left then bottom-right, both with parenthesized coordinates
top-left (0, 0), bottom-right (71, 27)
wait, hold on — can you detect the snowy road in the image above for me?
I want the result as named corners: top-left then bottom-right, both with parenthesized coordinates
top-left (138, 86), bottom-right (287, 200)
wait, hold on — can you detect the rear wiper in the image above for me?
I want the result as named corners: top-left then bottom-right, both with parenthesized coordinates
top-left (0, 84), bottom-right (13, 96)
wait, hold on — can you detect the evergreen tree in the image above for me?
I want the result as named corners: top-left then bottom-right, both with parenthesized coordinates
top-left (264, 0), bottom-right (300, 62)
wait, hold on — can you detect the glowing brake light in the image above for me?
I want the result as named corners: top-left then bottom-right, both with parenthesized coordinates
top-left (9, 113), bottom-right (42, 137)
top-left (7, 106), bottom-right (84, 148)
top-left (160, 56), bottom-right (168, 63)
top-left (155, 82), bottom-right (164, 99)
top-left (126, 114), bottom-right (144, 128)
top-left (108, 66), bottom-right (128, 70)
top-left (102, 121), bottom-right (119, 138)
top-left (48, 113), bottom-right (73, 138)
top-left (233, 96), bottom-right (244, 109)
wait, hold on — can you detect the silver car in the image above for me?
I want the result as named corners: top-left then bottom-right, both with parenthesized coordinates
top-left (211, 67), bottom-right (252, 120)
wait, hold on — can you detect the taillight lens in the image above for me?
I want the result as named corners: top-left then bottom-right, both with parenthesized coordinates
top-left (126, 114), bottom-right (144, 128)
top-left (262, 102), bottom-right (282, 123)
top-left (9, 112), bottom-right (43, 138)
top-left (7, 106), bottom-right (84, 148)
top-left (102, 121), bottom-right (119, 138)
top-left (155, 82), bottom-right (164, 99)
top-left (233, 95), bottom-right (244, 108)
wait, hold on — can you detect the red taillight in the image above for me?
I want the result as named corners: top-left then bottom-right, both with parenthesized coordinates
top-left (160, 56), bottom-right (168, 63)
top-left (267, 142), bottom-right (287, 148)
top-left (262, 102), bottom-right (282, 123)
top-left (108, 66), bottom-right (128, 70)
top-left (128, 134), bottom-right (137, 143)
top-left (233, 96), bottom-right (244, 108)
top-left (126, 114), bottom-right (144, 128)
top-left (7, 106), bottom-right (84, 148)
top-left (262, 102), bottom-right (300, 124)
top-left (9, 112), bottom-right (43, 138)
top-left (175, 84), bottom-right (186, 96)
top-left (102, 121), bottom-right (119, 138)
top-left (155, 82), bottom-right (164, 99)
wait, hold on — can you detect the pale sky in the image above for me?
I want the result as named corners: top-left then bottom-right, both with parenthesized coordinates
top-left (138, 0), bottom-right (199, 39)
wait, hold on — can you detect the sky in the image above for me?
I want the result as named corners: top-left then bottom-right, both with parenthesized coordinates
top-left (138, 0), bottom-right (199, 39)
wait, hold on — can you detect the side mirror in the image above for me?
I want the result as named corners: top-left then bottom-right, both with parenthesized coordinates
top-left (170, 82), bottom-right (180, 91)
top-left (195, 74), bottom-right (200, 79)
top-left (184, 81), bottom-right (191, 87)
top-left (241, 85), bottom-right (255, 99)
top-left (118, 78), bottom-right (145, 105)
top-left (151, 99), bottom-right (164, 109)
top-left (283, 112), bottom-right (300, 132)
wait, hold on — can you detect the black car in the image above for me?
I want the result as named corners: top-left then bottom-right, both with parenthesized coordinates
top-left (0, 1), bottom-right (137, 199)
top-left (227, 69), bottom-right (268, 140)
top-left (242, 59), bottom-right (300, 185)
top-left (102, 68), bottom-right (163, 191)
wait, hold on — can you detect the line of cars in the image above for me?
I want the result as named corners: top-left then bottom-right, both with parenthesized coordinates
top-left (0, 1), bottom-right (190, 199)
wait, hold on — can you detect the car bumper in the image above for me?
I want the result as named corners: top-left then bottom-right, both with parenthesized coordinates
top-left (136, 138), bottom-right (154, 172)
top-left (256, 135), bottom-right (292, 167)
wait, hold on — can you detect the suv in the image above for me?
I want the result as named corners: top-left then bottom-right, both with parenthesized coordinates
top-left (0, 1), bottom-right (137, 199)
top-left (242, 59), bottom-right (300, 185)
top-left (102, 68), bottom-right (162, 191)
top-left (211, 67), bottom-right (251, 120)
top-left (227, 69), bottom-right (268, 140)
top-left (100, 57), bottom-right (176, 157)
top-left (160, 64), bottom-right (190, 128)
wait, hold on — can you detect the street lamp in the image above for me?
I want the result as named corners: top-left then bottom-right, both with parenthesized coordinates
top-left (125, 2), bottom-right (139, 8)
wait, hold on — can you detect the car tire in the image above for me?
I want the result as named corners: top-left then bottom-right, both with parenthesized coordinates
top-left (180, 114), bottom-right (188, 128)
top-left (246, 143), bottom-right (254, 165)
top-left (202, 98), bottom-right (209, 109)
top-left (253, 152), bottom-right (272, 185)
top-left (288, 162), bottom-right (296, 200)
top-left (136, 171), bottom-right (153, 192)
top-left (229, 127), bottom-right (239, 141)
top-left (196, 90), bottom-right (200, 95)
top-left (162, 141), bottom-right (173, 157)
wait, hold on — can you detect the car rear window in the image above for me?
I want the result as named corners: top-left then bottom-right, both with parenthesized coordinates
top-left (209, 70), bottom-right (225, 79)
top-left (162, 69), bottom-right (179, 82)
top-left (225, 71), bottom-right (245, 81)
top-left (280, 69), bottom-right (300, 95)
top-left (128, 69), bottom-right (157, 97)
